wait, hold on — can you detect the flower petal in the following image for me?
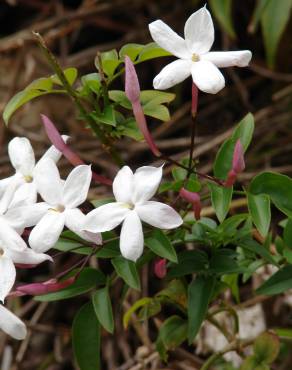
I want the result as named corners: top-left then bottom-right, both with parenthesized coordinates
top-left (191, 60), bottom-right (225, 94)
top-left (0, 219), bottom-right (27, 251)
top-left (0, 305), bottom-right (27, 340)
top-left (132, 165), bottom-right (163, 204)
top-left (120, 211), bottom-right (144, 262)
top-left (84, 202), bottom-right (130, 233)
top-left (148, 20), bottom-right (190, 59)
top-left (65, 208), bottom-right (102, 244)
top-left (8, 137), bottom-right (35, 176)
top-left (0, 255), bottom-right (16, 302)
top-left (0, 176), bottom-right (14, 197)
top-left (29, 211), bottom-right (65, 253)
top-left (136, 201), bottom-right (183, 229)
top-left (0, 176), bottom-right (23, 214)
top-left (113, 166), bottom-right (134, 203)
top-left (62, 165), bottom-right (92, 208)
top-left (9, 182), bottom-right (37, 208)
top-left (202, 50), bottom-right (252, 68)
top-left (40, 135), bottom-right (69, 162)
top-left (153, 59), bottom-right (192, 90)
top-left (5, 202), bottom-right (49, 228)
top-left (184, 6), bottom-right (214, 54)
top-left (5, 247), bottom-right (53, 265)
top-left (33, 158), bottom-right (62, 205)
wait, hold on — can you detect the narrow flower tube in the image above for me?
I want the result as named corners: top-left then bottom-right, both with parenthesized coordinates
top-left (124, 57), bottom-right (161, 157)
top-left (224, 139), bottom-right (245, 187)
top-left (179, 187), bottom-right (201, 220)
top-left (15, 277), bottom-right (75, 296)
top-left (41, 114), bottom-right (112, 186)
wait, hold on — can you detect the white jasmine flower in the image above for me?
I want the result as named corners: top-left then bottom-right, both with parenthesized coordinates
top-left (0, 136), bottom-right (68, 208)
top-left (148, 6), bottom-right (252, 93)
top-left (16, 158), bottom-right (102, 253)
top-left (83, 165), bottom-right (183, 262)
top-left (0, 304), bottom-right (27, 340)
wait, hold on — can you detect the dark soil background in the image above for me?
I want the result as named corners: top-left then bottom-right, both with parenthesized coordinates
top-left (0, 0), bottom-right (292, 369)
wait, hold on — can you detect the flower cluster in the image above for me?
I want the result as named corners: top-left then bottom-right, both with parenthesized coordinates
top-left (0, 137), bottom-right (182, 339)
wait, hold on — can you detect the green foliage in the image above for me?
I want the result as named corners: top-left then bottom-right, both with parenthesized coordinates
top-left (112, 257), bottom-right (141, 290)
top-left (72, 301), bottom-right (101, 370)
top-left (3, 68), bottom-right (77, 124)
top-left (209, 183), bottom-right (233, 222)
top-left (145, 229), bottom-right (177, 263)
top-left (247, 193), bottom-right (271, 237)
top-left (92, 286), bottom-right (114, 333)
top-left (256, 265), bottom-right (292, 295)
top-left (209, 0), bottom-right (235, 38)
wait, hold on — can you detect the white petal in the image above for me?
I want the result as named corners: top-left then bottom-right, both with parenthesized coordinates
top-left (148, 20), bottom-right (190, 59)
top-left (0, 255), bottom-right (16, 302)
top-left (8, 137), bottom-right (35, 176)
top-left (0, 176), bottom-right (14, 197)
top-left (5, 202), bottom-right (49, 228)
top-left (0, 305), bottom-right (27, 340)
top-left (0, 219), bottom-right (27, 251)
top-left (65, 208), bottom-right (102, 244)
top-left (9, 182), bottom-right (37, 208)
top-left (120, 211), bottom-right (144, 262)
top-left (62, 165), bottom-right (92, 208)
top-left (136, 201), bottom-right (183, 229)
top-left (132, 165), bottom-right (163, 204)
top-left (29, 211), bottom-right (65, 253)
top-left (191, 60), bottom-right (225, 94)
top-left (202, 50), bottom-right (252, 68)
top-left (153, 59), bottom-right (192, 90)
top-left (40, 135), bottom-right (69, 162)
top-left (113, 166), bottom-right (134, 203)
top-left (33, 158), bottom-right (62, 205)
top-left (0, 176), bottom-right (23, 214)
top-left (184, 6), bottom-right (214, 54)
top-left (83, 202), bottom-right (130, 233)
top-left (6, 247), bottom-right (53, 265)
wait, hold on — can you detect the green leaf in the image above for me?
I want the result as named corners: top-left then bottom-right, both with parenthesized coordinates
top-left (167, 250), bottom-right (208, 279)
top-left (98, 49), bottom-right (121, 77)
top-left (247, 193), bottom-right (271, 237)
top-left (209, 183), bottom-right (233, 222)
top-left (35, 268), bottom-right (105, 301)
top-left (72, 301), bottom-right (101, 370)
top-left (209, 250), bottom-right (245, 274)
top-left (112, 257), bottom-right (141, 290)
top-left (145, 230), bottom-right (177, 263)
top-left (249, 0), bottom-right (270, 33)
top-left (123, 297), bottom-right (160, 328)
top-left (157, 279), bottom-right (187, 308)
top-left (261, 0), bottom-right (292, 68)
top-left (254, 332), bottom-right (280, 364)
top-left (51, 67), bottom-right (78, 86)
top-left (214, 113), bottom-right (254, 179)
top-left (119, 43), bottom-right (144, 61)
top-left (250, 172), bottom-right (292, 218)
top-left (283, 218), bottom-right (292, 248)
top-left (137, 42), bottom-right (172, 62)
top-left (93, 105), bottom-right (116, 126)
top-left (209, 0), bottom-right (236, 38)
top-left (92, 286), bottom-right (114, 333)
top-left (81, 73), bottom-right (101, 94)
top-left (256, 265), bottom-right (292, 295)
top-left (159, 315), bottom-right (188, 350)
top-left (120, 118), bottom-right (144, 141)
top-left (238, 237), bottom-right (276, 265)
top-left (187, 275), bottom-right (216, 343)
top-left (140, 90), bottom-right (175, 105)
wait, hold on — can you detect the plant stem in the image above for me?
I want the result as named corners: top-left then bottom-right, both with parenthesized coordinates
top-left (33, 32), bottom-right (123, 166)
top-left (95, 51), bottom-right (110, 105)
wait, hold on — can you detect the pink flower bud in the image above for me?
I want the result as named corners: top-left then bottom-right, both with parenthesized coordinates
top-left (154, 258), bottom-right (167, 279)
top-left (15, 277), bottom-right (75, 296)
top-left (41, 114), bottom-right (112, 186)
top-left (179, 187), bottom-right (201, 220)
top-left (125, 56), bottom-right (140, 103)
top-left (232, 139), bottom-right (245, 174)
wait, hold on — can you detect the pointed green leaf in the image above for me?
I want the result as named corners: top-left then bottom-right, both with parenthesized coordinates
top-left (256, 265), bottom-right (292, 295)
top-left (138, 42), bottom-right (172, 62)
top-left (112, 257), bottom-right (141, 290)
top-left (209, 0), bottom-right (236, 38)
top-left (119, 43), bottom-right (144, 61)
top-left (145, 229), bottom-right (177, 263)
top-left (92, 286), bottom-right (114, 333)
top-left (209, 183), bottom-right (233, 222)
top-left (247, 193), bottom-right (271, 237)
top-left (254, 332), bottom-right (280, 364)
top-left (159, 315), bottom-right (188, 350)
top-left (72, 301), bottom-right (101, 370)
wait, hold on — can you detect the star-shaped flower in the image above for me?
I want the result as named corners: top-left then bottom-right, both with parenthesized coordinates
top-left (0, 136), bottom-right (68, 208)
top-left (83, 165), bottom-right (183, 262)
top-left (17, 158), bottom-right (102, 253)
top-left (0, 304), bottom-right (27, 340)
top-left (148, 6), bottom-right (252, 94)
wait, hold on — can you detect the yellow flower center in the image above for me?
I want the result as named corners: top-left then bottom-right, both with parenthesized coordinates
top-left (51, 205), bottom-right (65, 213)
top-left (24, 175), bottom-right (33, 183)
top-left (191, 53), bottom-right (200, 62)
